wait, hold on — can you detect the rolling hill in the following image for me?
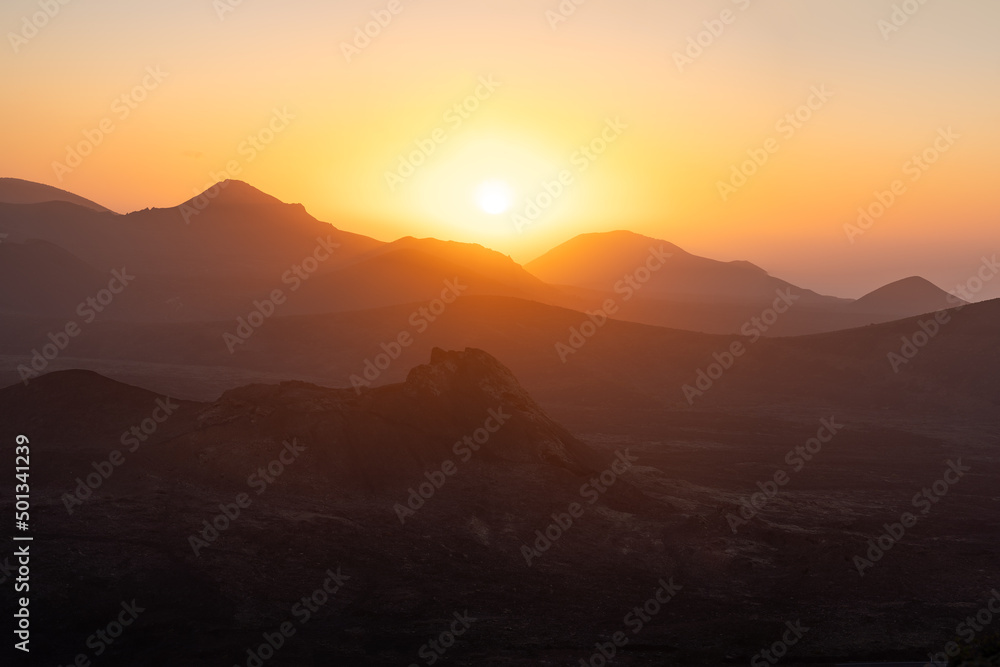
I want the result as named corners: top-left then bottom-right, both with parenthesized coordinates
top-left (0, 176), bottom-right (114, 212)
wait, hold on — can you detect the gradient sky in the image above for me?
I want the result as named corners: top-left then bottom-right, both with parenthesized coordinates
top-left (2, 0), bottom-right (999, 299)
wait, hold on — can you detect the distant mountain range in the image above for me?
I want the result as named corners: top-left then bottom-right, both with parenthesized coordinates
top-left (0, 178), bottom-right (966, 334)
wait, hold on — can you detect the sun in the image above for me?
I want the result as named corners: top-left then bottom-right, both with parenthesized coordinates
top-left (475, 180), bottom-right (514, 215)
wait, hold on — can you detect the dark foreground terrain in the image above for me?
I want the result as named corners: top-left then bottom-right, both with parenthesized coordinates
top-left (2, 340), bottom-right (998, 666)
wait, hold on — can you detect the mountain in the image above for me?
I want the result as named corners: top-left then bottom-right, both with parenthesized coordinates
top-left (0, 180), bottom-right (572, 321)
top-left (0, 176), bottom-right (113, 212)
top-left (0, 180), bottom-right (385, 276)
top-left (349, 236), bottom-right (549, 294)
top-left (0, 180), bottom-right (390, 320)
top-left (0, 348), bottom-right (608, 491)
top-left (849, 275), bottom-right (964, 317)
top-left (523, 230), bottom-right (860, 335)
top-left (286, 235), bottom-right (573, 315)
top-left (525, 230), bottom-right (838, 304)
top-left (525, 230), bottom-right (971, 335)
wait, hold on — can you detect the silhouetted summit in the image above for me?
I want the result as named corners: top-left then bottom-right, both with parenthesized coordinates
top-left (850, 275), bottom-right (964, 317)
top-left (2, 348), bottom-right (604, 494)
top-left (203, 347), bottom-right (601, 489)
top-left (181, 179), bottom-right (294, 211)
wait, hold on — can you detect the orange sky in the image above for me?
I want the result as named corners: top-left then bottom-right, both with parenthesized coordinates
top-left (2, 0), bottom-right (998, 298)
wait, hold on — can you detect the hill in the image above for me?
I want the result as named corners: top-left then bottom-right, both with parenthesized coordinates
top-left (849, 275), bottom-right (965, 317)
top-left (0, 176), bottom-right (113, 212)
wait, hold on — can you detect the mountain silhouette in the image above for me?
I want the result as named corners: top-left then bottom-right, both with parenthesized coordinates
top-left (0, 176), bottom-right (113, 212)
top-left (0, 179), bottom-right (978, 333)
top-left (525, 230), bottom-right (837, 304)
top-left (1, 348), bottom-right (612, 492)
top-left (849, 275), bottom-right (965, 317)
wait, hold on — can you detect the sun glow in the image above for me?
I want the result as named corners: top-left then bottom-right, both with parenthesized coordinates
top-left (401, 133), bottom-right (565, 235)
top-left (475, 180), bottom-right (513, 215)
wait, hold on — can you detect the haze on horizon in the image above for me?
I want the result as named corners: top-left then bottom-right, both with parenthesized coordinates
top-left (2, 0), bottom-right (999, 299)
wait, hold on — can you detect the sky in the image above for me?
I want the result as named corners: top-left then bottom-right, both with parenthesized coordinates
top-left (2, 0), bottom-right (999, 299)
